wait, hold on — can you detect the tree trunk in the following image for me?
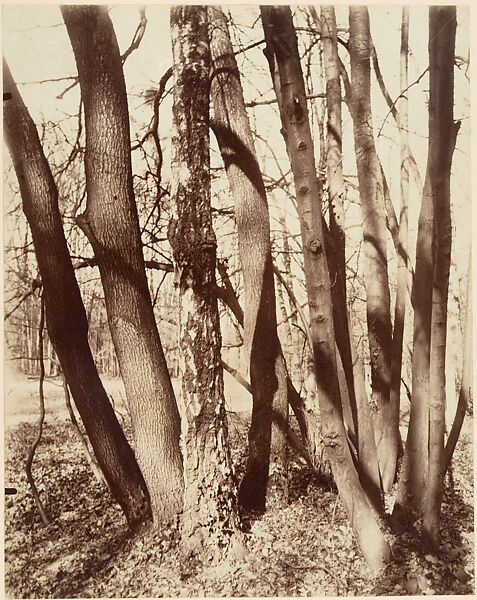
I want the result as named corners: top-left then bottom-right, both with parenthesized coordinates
top-left (208, 4), bottom-right (288, 512)
top-left (444, 255), bottom-right (471, 473)
top-left (169, 5), bottom-right (243, 561)
top-left (349, 7), bottom-right (394, 492)
top-left (62, 6), bottom-right (183, 526)
top-left (320, 6), bottom-right (381, 501)
top-left (3, 59), bottom-right (151, 529)
top-left (388, 7), bottom-right (410, 490)
top-left (394, 6), bottom-right (458, 527)
top-left (423, 6), bottom-right (458, 548)
top-left (261, 6), bottom-right (390, 572)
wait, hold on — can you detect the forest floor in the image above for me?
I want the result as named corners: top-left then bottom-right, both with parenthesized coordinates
top-left (4, 375), bottom-right (475, 598)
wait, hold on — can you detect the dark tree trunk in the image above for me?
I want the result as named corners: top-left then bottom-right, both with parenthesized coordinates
top-left (208, 4), bottom-right (288, 512)
top-left (3, 59), bottom-right (151, 529)
top-left (349, 7), bottom-right (394, 492)
top-left (260, 6), bottom-right (390, 572)
top-left (61, 6), bottom-right (183, 525)
top-left (423, 5), bottom-right (458, 548)
top-left (169, 5), bottom-right (243, 561)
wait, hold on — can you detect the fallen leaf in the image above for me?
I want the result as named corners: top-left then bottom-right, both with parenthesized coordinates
top-left (454, 567), bottom-right (471, 583)
top-left (417, 575), bottom-right (429, 591)
top-left (404, 578), bottom-right (419, 594)
top-left (424, 554), bottom-right (439, 564)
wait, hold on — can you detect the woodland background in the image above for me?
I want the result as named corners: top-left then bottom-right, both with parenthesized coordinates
top-left (3, 4), bottom-right (473, 597)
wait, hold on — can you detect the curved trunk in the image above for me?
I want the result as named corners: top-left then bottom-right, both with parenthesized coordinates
top-left (261, 6), bottom-right (390, 572)
top-left (3, 59), bottom-right (151, 528)
top-left (208, 5), bottom-right (288, 512)
top-left (169, 5), bottom-right (243, 561)
top-left (61, 6), bottom-right (183, 525)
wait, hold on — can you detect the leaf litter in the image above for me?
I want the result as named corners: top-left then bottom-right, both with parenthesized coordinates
top-left (4, 383), bottom-right (474, 597)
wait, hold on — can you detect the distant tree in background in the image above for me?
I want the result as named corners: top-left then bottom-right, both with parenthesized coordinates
top-left (3, 3), bottom-right (470, 571)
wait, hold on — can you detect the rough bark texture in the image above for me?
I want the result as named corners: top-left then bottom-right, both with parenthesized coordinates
top-left (349, 7), bottom-right (394, 492)
top-left (208, 5), bottom-right (288, 511)
top-left (169, 5), bottom-right (243, 560)
top-left (62, 6), bottom-right (183, 525)
top-left (261, 6), bottom-right (390, 572)
top-left (3, 59), bottom-right (151, 528)
top-left (423, 6), bottom-right (458, 548)
top-left (388, 7), bottom-right (410, 491)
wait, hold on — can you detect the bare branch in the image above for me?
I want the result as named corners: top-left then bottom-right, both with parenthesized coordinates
top-left (25, 293), bottom-right (50, 525)
top-left (121, 8), bottom-right (147, 63)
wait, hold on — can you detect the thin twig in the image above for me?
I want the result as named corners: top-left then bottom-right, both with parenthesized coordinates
top-left (121, 8), bottom-right (147, 63)
top-left (245, 92), bottom-right (325, 108)
top-left (274, 265), bottom-right (313, 353)
top-left (62, 373), bottom-right (108, 487)
top-left (25, 293), bottom-right (50, 526)
top-left (4, 288), bottom-right (36, 321)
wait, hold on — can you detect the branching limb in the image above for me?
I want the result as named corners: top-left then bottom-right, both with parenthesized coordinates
top-left (121, 8), bottom-right (147, 63)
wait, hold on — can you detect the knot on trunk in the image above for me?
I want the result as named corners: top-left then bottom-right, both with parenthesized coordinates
top-left (309, 238), bottom-right (323, 254)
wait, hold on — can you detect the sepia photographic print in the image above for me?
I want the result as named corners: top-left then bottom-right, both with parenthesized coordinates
top-left (2, 3), bottom-right (473, 597)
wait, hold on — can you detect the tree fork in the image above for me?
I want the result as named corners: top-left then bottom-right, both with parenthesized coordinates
top-left (62, 5), bottom-right (184, 525)
top-left (3, 59), bottom-right (152, 528)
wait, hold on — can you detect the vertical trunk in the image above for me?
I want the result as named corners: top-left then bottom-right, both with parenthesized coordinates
top-left (321, 6), bottom-right (381, 499)
top-left (169, 5), bottom-right (243, 560)
top-left (423, 6), bottom-right (458, 548)
top-left (208, 5), bottom-right (288, 511)
top-left (3, 59), bottom-right (151, 529)
top-left (395, 6), bottom-right (458, 525)
top-left (388, 7), bottom-right (410, 491)
top-left (260, 6), bottom-right (390, 572)
top-left (349, 7), bottom-right (394, 492)
top-left (62, 6), bottom-right (183, 525)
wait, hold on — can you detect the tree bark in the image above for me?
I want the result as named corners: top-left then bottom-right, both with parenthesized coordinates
top-left (388, 6), bottom-right (410, 491)
top-left (169, 5), bottom-right (243, 561)
top-left (3, 58), bottom-right (151, 529)
top-left (261, 6), bottom-right (390, 572)
top-left (62, 6), bottom-right (183, 525)
top-left (349, 7), bottom-right (394, 492)
top-left (423, 6), bottom-right (458, 548)
top-left (320, 6), bottom-right (381, 501)
top-left (395, 6), bottom-right (458, 527)
top-left (209, 5), bottom-right (289, 512)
